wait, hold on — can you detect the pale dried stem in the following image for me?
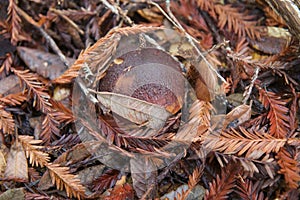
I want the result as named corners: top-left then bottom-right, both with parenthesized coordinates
top-left (49, 8), bottom-right (84, 35)
top-left (150, 0), bottom-right (227, 83)
top-left (243, 67), bottom-right (260, 105)
top-left (100, 0), bottom-right (134, 25)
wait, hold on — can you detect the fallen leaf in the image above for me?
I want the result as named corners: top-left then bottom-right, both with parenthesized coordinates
top-left (223, 104), bottom-right (251, 128)
top-left (77, 164), bottom-right (105, 187)
top-left (249, 27), bottom-right (291, 54)
top-left (195, 59), bottom-right (219, 100)
top-left (0, 188), bottom-right (25, 200)
top-left (130, 156), bottom-right (157, 198)
top-left (0, 75), bottom-right (21, 95)
top-left (4, 141), bottom-right (28, 182)
top-left (95, 91), bottom-right (172, 130)
top-left (17, 47), bottom-right (75, 80)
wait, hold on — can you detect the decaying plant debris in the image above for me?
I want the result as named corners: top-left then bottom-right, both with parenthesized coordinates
top-left (0, 0), bottom-right (300, 199)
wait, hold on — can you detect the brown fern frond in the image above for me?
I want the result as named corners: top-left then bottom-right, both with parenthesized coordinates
top-left (289, 85), bottom-right (298, 133)
top-left (276, 147), bottom-right (300, 189)
top-left (25, 192), bottom-right (53, 200)
top-left (188, 167), bottom-right (203, 189)
top-left (215, 152), bottom-right (276, 178)
top-left (176, 100), bottom-right (213, 142)
top-left (235, 179), bottom-right (266, 200)
top-left (205, 163), bottom-right (240, 200)
top-left (196, 0), bottom-right (217, 19)
top-left (197, 1), bottom-right (263, 39)
top-left (91, 169), bottom-right (120, 192)
top-left (112, 25), bottom-right (161, 36)
top-left (6, 0), bottom-right (31, 45)
top-left (214, 4), bottom-right (262, 39)
top-left (12, 69), bottom-right (61, 143)
top-left (203, 127), bottom-right (287, 159)
top-left (96, 115), bottom-right (170, 153)
top-left (178, 166), bottom-right (203, 200)
top-left (0, 105), bottom-right (15, 134)
top-left (263, 6), bottom-right (286, 27)
top-left (52, 49), bottom-right (86, 84)
top-left (189, 100), bottom-right (212, 128)
top-left (50, 100), bottom-right (75, 124)
top-left (12, 69), bottom-right (51, 112)
top-left (41, 113), bottom-right (60, 143)
top-left (51, 134), bottom-right (81, 147)
top-left (258, 87), bottom-right (290, 138)
top-left (0, 53), bottom-right (13, 74)
top-left (0, 92), bottom-right (27, 106)
top-left (235, 37), bottom-right (249, 55)
top-left (47, 163), bottom-right (86, 200)
top-left (18, 135), bottom-right (50, 167)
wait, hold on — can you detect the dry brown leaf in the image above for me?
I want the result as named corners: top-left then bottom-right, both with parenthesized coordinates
top-left (95, 91), bottom-right (172, 130)
top-left (4, 141), bottom-right (28, 182)
top-left (17, 47), bottom-right (75, 80)
top-left (0, 75), bottom-right (21, 95)
top-left (195, 59), bottom-right (219, 100)
top-left (0, 188), bottom-right (25, 200)
top-left (223, 104), bottom-right (251, 129)
top-left (131, 156), bottom-right (157, 199)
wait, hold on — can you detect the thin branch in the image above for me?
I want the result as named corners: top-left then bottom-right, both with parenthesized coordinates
top-left (243, 67), bottom-right (260, 104)
top-left (150, 0), bottom-right (227, 83)
top-left (15, 6), bottom-right (70, 67)
top-left (49, 8), bottom-right (84, 35)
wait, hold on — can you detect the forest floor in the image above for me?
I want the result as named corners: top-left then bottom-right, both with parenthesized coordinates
top-left (0, 0), bottom-right (299, 200)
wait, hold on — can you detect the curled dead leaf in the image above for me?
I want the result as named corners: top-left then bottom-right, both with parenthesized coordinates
top-left (94, 91), bottom-right (172, 130)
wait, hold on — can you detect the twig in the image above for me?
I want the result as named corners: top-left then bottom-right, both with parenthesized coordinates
top-left (49, 8), bottom-right (84, 35)
top-left (100, 0), bottom-right (134, 25)
top-left (101, 0), bottom-right (119, 15)
top-left (149, 0), bottom-right (227, 84)
top-left (206, 39), bottom-right (230, 54)
top-left (15, 6), bottom-right (70, 67)
top-left (243, 67), bottom-right (260, 104)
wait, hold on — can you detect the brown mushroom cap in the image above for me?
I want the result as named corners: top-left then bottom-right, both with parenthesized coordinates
top-left (99, 48), bottom-right (185, 114)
